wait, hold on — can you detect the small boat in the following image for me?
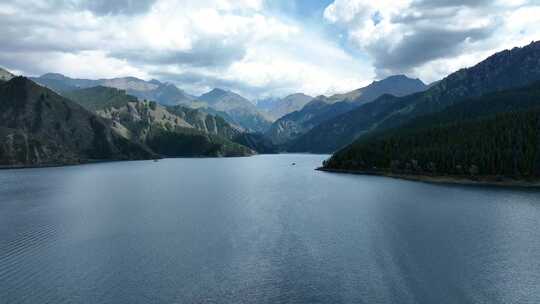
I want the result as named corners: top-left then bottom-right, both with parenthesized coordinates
top-left (291, 162), bottom-right (296, 166)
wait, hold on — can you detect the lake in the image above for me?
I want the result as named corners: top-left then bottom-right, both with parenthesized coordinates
top-left (1, 154), bottom-right (540, 303)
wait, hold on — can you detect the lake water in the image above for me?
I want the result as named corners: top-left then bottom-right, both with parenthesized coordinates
top-left (1, 154), bottom-right (540, 304)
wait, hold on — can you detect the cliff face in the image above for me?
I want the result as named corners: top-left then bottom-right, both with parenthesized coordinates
top-left (0, 77), bottom-right (154, 167)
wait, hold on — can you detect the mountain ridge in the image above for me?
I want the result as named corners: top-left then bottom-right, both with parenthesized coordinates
top-left (323, 81), bottom-right (540, 180)
top-left (266, 75), bottom-right (428, 146)
top-left (290, 41), bottom-right (540, 153)
top-left (0, 77), bottom-right (155, 167)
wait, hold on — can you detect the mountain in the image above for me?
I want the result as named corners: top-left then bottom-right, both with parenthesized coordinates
top-left (265, 97), bottom-right (357, 145)
top-left (232, 133), bottom-right (278, 154)
top-left (328, 75), bottom-right (427, 103)
top-left (196, 88), bottom-right (272, 133)
top-left (62, 85), bottom-right (139, 111)
top-left (0, 67), bottom-right (15, 82)
top-left (0, 77), bottom-right (154, 167)
top-left (322, 82), bottom-right (540, 180)
top-left (32, 74), bottom-right (195, 106)
top-left (291, 41), bottom-right (540, 153)
top-left (64, 86), bottom-right (254, 157)
top-left (257, 93), bottom-right (313, 121)
top-left (266, 75), bottom-right (427, 146)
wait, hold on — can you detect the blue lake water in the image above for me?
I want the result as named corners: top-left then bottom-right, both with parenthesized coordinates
top-left (1, 154), bottom-right (540, 303)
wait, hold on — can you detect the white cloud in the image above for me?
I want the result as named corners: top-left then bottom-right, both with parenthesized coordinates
top-left (0, 0), bottom-right (376, 98)
top-left (2, 0), bottom-right (538, 98)
top-left (324, 0), bottom-right (540, 82)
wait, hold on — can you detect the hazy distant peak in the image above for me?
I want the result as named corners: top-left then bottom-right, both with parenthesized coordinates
top-left (207, 88), bottom-right (230, 96)
top-left (328, 74), bottom-right (427, 104)
top-left (284, 92), bottom-right (313, 100)
top-left (39, 73), bottom-right (68, 80)
top-left (199, 88), bottom-right (246, 103)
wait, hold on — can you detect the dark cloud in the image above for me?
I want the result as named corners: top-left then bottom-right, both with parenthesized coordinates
top-left (330, 0), bottom-right (509, 77)
top-left (156, 70), bottom-right (297, 98)
top-left (368, 25), bottom-right (498, 77)
top-left (111, 39), bottom-right (247, 68)
top-left (81, 0), bottom-right (157, 16)
top-left (41, 0), bottom-right (158, 16)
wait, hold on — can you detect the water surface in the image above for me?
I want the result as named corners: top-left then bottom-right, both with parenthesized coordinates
top-left (1, 155), bottom-right (540, 303)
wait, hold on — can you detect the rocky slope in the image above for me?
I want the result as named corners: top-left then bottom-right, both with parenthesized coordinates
top-left (0, 77), bottom-right (154, 167)
top-left (291, 41), bottom-right (540, 153)
top-left (196, 88), bottom-right (272, 133)
top-left (65, 86), bottom-right (254, 157)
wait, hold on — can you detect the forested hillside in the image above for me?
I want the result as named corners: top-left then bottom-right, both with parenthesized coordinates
top-left (323, 83), bottom-right (540, 179)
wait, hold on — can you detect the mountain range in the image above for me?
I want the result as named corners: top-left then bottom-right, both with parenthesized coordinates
top-left (322, 41), bottom-right (540, 181)
top-left (256, 93), bottom-right (313, 121)
top-left (3, 40), bottom-right (540, 174)
top-left (195, 88), bottom-right (272, 133)
top-left (293, 41), bottom-right (540, 154)
top-left (32, 73), bottom-right (195, 105)
top-left (266, 75), bottom-right (428, 146)
top-left (63, 86), bottom-right (255, 157)
top-left (323, 81), bottom-right (540, 180)
top-left (0, 77), bottom-right (154, 167)
top-left (32, 74), bottom-right (273, 133)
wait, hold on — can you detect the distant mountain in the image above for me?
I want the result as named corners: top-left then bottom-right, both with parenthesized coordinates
top-left (0, 67), bottom-right (15, 82)
top-left (290, 41), bottom-right (540, 153)
top-left (323, 81), bottom-right (540, 180)
top-left (232, 132), bottom-right (279, 154)
top-left (0, 77), bottom-right (154, 167)
top-left (196, 88), bottom-right (272, 133)
top-left (265, 97), bottom-right (357, 145)
top-left (327, 75), bottom-right (427, 103)
top-left (266, 75), bottom-right (427, 146)
top-left (62, 86), bottom-right (139, 111)
top-left (32, 74), bottom-right (195, 106)
top-left (256, 93), bottom-right (313, 121)
top-left (64, 86), bottom-right (254, 157)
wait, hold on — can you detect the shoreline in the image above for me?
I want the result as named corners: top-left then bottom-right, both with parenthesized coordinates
top-left (0, 154), bottom-right (260, 170)
top-left (317, 167), bottom-right (540, 188)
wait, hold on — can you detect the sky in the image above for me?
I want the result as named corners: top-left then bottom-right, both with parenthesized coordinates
top-left (1, 0), bottom-right (539, 99)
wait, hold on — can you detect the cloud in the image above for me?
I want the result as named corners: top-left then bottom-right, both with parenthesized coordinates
top-left (0, 0), bottom-right (374, 98)
top-left (324, 0), bottom-right (540, 81)
top-left (78, 0), bottom-right (158, 16)
top-left (1, 0), bottom-right (538, 98)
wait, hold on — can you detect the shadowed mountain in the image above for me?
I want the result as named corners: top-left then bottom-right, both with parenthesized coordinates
top-left (323, 81), bottom-right (540, 180)
top-left (266, 75), bottom-right (427, 146)
top-left (327, 75), bottom-right (427, 103)
top-left (290, 41), bottom-right (540, 153)
top-left (256, 93), bottom-right (313, 121)
top-left (64, 86), bottom-right (255, 157)
top-left (0, 77), bottom-right (154, 167)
